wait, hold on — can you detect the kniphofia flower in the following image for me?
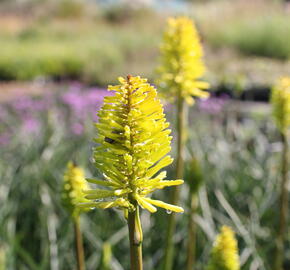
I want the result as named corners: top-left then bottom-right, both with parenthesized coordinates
top-left (80, 75), bottom-right (184, 213)
top-left (156, 16), bottom-right (209, 105)
top-left (62, 161), bottom-right (90, 218)
top-left (207, 226), bottom-right (240, 270)
top-left (271, 76), bottom-right (290, 134)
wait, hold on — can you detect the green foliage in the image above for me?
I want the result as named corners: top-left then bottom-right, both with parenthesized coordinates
top-left (0, 20), bottom-right (159, 85)
top-left (208, 15), bottom-right (290, 59)
top-left (55, 0), bottom-right (86, 18)
top-left (0, 38), bottom-right (123, 84)
top-left (0, 87), bottom-right (285, 270)
top-left (103, 5), bottom-right (156, 24)
top-left (0, 246), bottom-right (5, 270)
top-left (99, 242), bottom-right (112, 270)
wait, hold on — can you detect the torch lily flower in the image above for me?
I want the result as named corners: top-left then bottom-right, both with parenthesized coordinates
top-left (62, 161), bottom-right (91, 218)
top-left (156, 16), bottom-right (209, 105)
top-left (271, 76), bottom-right (290, 135)
top-left (207, 226), bottom-right (240, 270)
top-left (80, 75), bottom-right (184, 214)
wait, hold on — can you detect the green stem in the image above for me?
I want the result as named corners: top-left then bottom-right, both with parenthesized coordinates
top-left (74, 216), bottom-right (85, 270)
top-left (128, 206), bottom-right (143, 270)
top-left (186, 193), bottom-right (198, 270)
top-left (275, 131), bottom-right (289, 270)
top-left (100, 242), bottom-right (112, 270)
top-left (164, 94), bottom-right (186, 270)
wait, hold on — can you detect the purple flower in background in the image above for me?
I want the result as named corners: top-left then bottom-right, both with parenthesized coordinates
top-left (0, 105), bottom-right (8, 121)
top-left (12, 96), bottom-right (49, 112)
top-left (71, 122), bottom-right (84, 136)
top-left (12, 97), bottom-right (33, 111)
top-left (163, 102), bottom-right (174, 113)
top-left (86, 87), bottom-right (111, 121)
top-left (22, 116), bottom-right (40, 134)
top-left (62, 89), bottom-right (84, 110)
top-left (197, 94), bottom-right (229, 114)
top-left (61, 85), bottom-right (111, 120)
top-left (0, 83), bottom-right (113, 142)
top-left (0, 133), bottom-right (10, 145)
top-left (70, 81), bottom-right (83, 92)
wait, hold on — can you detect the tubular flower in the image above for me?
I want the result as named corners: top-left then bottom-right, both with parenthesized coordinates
top-left (156, 16), bottom-right (209, 105)
top-left (62, 161), bottom-right (90, 218)
top-left (207, 226), bottom-right (240, 270)
top-left (271, 76), bottom-right (290, 134)
top-left (79, 75), bottom-right (184, 213)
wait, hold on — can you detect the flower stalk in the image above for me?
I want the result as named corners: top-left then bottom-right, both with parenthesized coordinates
top-left (271, 77), bottom-right (290, 270)
top-left (128, 204), bottom-right (143, 270)
top-left (275, 130), bottom-right (289, 270)
top-left (74, 216), bottom-right (85, 270)
top-left (62, 162), bottom-right (90, 270)
top-left (100, 242), bottom-right (112, 270)
top-left (164, 92), bottom-right (186, 270)
top-left (186, 193), bottom-right (198, 270)
top-left (185, 157), bottom-right (203, 270)
top-left (275, 133), bottom-right (289, 270)
top-left (157, 17), bottom-right (209, 270)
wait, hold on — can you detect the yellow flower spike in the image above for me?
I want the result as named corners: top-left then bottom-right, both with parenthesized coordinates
top-left (156, 16), bottom-right (210, 104)
top-left (79, 75), bottom-right (184, 213)
top-left (61, 161), bottom-right (91, 218)
top-left (271, 76), bottom-right (290, 134)
top-left (207, 226), bottom-right (240, 270)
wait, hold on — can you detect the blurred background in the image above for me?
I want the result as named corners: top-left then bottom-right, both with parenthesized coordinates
top-left (0, 0), bottom-right (289, 269)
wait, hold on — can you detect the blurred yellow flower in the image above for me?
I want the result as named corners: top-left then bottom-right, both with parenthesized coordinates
top-left (207, 226), bottom-right (240, 270)
top-left (156, 16), bottom-right (209, 105)
top-left (62, 161), bottom-right (90, 218)
top-left (79, 75), bottom-right (184, 213)
top-left (271, 76), bottom-right (290, 134)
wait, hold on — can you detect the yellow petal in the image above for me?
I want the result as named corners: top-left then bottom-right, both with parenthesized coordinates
top-left (143, 197), bottom-right (184, 213)
top-left (134, 194), bottom-right (157, 213)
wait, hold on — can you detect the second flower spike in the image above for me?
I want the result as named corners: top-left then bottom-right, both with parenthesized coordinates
top-left (80, 75), bottom-right (184, 214)
top-left (157, 16), bottom-right (209, 105)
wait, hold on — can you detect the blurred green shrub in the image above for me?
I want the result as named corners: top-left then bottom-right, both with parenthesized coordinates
top-left (103, 4), bottom-right (134, 23)
top-left (208, 15), bottom-right (290, 59)
top-left (0, 39), bottom-right (133, 84)
top-left (0, 42), bottom-right (83, 81)
top-left (55, 0), bottom-right (86, 18)
top-left (0, 20), bottom-right (158, 85)
top-left (103, 5), bottom-right (156, 24)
